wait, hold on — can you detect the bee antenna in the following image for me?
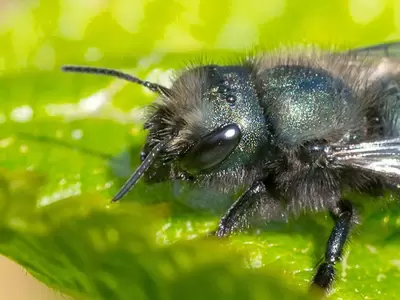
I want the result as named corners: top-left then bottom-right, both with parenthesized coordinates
top-left (61, 65), bottom-right (171, 96)
top-left (111, 139), bottom-right (168, 202)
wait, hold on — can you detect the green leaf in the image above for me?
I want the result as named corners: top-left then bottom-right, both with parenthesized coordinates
top-left (0, 169), bottom-right (308, 299)
top-left (1, 1), bottom-right (400, 299)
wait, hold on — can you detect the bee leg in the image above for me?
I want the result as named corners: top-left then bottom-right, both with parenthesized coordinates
top-left (214, 181), bottom-right (284, 237)
top-left (311, 199), bottom-right (354, 293)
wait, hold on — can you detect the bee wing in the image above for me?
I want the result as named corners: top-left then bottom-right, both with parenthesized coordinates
top-left (347, 41), bottom-right (400, 57)
top-left (339, 41), bottom-right (400, 84)
top-left (331, 138), bottom-right (400, 178)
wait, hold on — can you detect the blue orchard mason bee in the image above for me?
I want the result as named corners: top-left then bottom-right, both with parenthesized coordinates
top-left (62, 41), bottom-right (400, 294)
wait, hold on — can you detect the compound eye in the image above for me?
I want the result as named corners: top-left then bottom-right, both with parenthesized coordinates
top-left (180, 123), bottom-right (242, 174)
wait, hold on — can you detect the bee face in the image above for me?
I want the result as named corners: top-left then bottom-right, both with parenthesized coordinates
top-left (142, 65), bottom-right (269, 183)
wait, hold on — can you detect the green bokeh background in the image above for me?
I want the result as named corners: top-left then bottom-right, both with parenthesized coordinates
top-left (1, 0), bottom-right (400, 299)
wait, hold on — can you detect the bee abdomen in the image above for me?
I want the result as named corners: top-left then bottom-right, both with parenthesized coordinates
top-left (375, 78), bottom-right (400, 137)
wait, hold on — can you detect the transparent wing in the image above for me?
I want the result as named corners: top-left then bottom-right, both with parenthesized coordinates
top-left (346, 41), bottom-right (400, 57)
top-left (330, 138), bottom-right (400, 178)
top-left (339, 41), bottom-right (400, 83)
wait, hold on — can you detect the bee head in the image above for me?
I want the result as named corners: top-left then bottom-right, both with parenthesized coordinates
top-left (62, 64), bottom-right (269, 201)
top-left (142, 65), bottom-right (269, 189)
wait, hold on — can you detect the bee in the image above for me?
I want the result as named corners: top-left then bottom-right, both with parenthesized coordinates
top-left (62, 41), bottom-right (400, 294)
